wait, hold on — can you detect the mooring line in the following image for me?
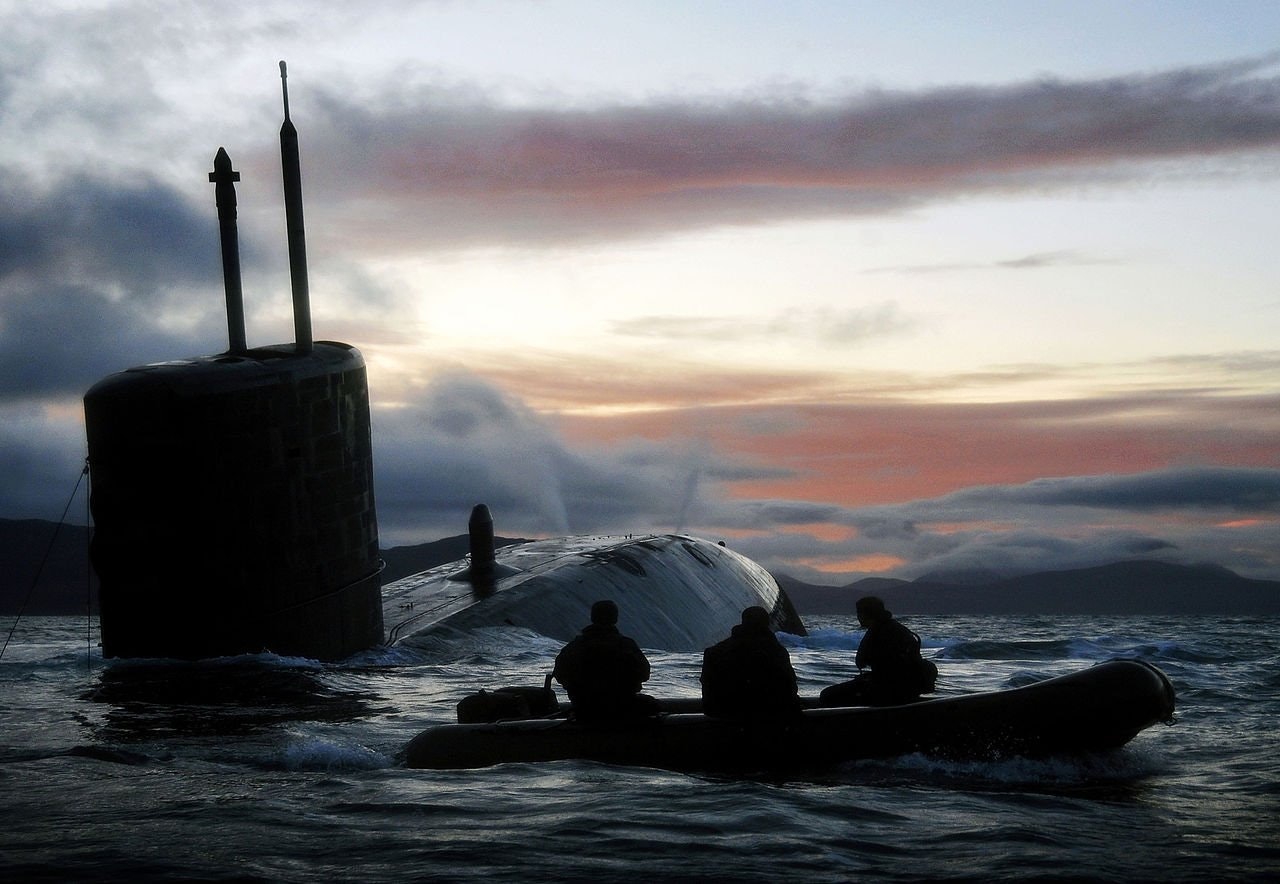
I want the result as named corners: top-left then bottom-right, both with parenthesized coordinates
top-left (0, 460), bottom-right (89, 661)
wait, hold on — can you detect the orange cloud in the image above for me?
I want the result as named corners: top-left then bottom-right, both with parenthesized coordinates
top-left (554, 391), bottom-right (1280, 509)
top-left (1218, 518), bottom-right (1268, 528)
top-left (801, 554), bottom-right (906, 574)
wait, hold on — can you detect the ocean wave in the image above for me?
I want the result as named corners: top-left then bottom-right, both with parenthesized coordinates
top-left (837, 744), bottom-right (1170, 791)
top-left (2, 614), bottom-right (1275, 883)
top-left (779, 627), bottom-right (863, 652)
top-left (1116, 641), bottom-right (1224, 664)
top-left (267, 735), bottom-right (392, 772)
top-left (936, 638), bottom-right (1081, 661)
top-left (395, 625), bottom-right (564, 664)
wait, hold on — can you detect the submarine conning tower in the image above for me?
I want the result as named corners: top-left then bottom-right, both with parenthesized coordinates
top-left (83, 63), bottom-right (383, 661)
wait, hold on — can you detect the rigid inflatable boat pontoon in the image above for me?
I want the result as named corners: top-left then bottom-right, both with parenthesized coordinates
top-left (405, 658), bottom-right (1176, 772)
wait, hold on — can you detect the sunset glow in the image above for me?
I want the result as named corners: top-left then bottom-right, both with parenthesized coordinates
top-left (2, 1), bottom-right (1278, 583)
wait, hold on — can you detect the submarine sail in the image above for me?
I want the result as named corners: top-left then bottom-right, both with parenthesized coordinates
top-left (84, 65), bottom-right (383, 661)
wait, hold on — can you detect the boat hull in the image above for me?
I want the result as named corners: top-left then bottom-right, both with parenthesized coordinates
top-left (405, 659), bottom-right (1176, 771)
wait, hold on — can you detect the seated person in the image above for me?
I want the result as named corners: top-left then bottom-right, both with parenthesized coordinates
top-left (820, 595), bottom-right (936, 707)
top-left (553, 599), bottom-right (654, 721)
top-left (701, 606), bottom-right (801, 722)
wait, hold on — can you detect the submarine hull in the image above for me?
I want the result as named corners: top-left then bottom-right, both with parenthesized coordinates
top-left (383, 533), bottom-right (805, 653)
top-left (405, 659), bottom-right (1176, 771)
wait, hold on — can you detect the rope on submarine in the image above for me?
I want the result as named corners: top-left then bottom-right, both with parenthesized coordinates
top-left (0, 459), bottom-right (91, 664)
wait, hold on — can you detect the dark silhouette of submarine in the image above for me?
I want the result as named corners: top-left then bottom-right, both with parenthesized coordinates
top-left (82, 64), bottom-right (803, 662)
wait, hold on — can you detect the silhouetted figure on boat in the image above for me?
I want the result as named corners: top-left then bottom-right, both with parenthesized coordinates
top-left (819, 596), bottom-right (936, 707)
top-left (553, 600), bottom-right (655, 722)
top-left (701, 606), bottom-right (801, 722)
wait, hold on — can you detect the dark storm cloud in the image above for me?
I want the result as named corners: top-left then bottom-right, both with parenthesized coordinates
top-left (0, 172), bottom-right (264, 400)
top-left (798, 468), bottom-right (1280, 557)
top-left (878, 528), bottom-right (1188, 584)
top-left (726, 467), bottom-right (1280, 582)
top-left (296, 57), bottom-right (1280, 249)
top-left (957, 466), bottom-right (1280, 513)
top-left (0, 174), bottom-right (223, 297)
top-left (0, 404), bottom-right (89, 520)
top-left (0, 284), bottom-right (202, 399)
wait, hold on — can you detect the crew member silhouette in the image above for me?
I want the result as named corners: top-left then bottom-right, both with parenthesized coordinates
top-left (819, 595), bottom-right (935, 707)
top-left (553, 599), bottom-right (654, 721)
top-left (701, 606), bottom-right (800, 721)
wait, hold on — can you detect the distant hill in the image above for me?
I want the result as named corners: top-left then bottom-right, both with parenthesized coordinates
top-left (778, 560), bottom-right (1280, 616)
top-left (5, 518), bottom-right (1278, 616)
top-left (0, 520), bottom-right (97, 615)
top-left (379, 535), bottom-right (529, 583)
top-left (0, 518), bottom-right (526, 614)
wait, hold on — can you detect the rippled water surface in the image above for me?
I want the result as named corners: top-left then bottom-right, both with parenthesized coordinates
top-left (2, 614), bottom-right (1277, 882)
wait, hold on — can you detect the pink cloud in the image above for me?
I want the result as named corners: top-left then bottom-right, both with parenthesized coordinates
top-left (292, 57), bottom-right (1280, 249)
top-left (555, 393), bottom-right (1280, 509)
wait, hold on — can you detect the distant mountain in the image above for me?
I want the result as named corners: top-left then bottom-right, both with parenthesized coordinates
top-left (0, 520), bottom-right (96, 615)
top-left (912, 565), bottom-right (1009, 586)
top-left (779, 560), bottom-right (1280, 616)
top-left (5, 518), bottom-right (1278, 616)
top-left (0, 519), bottom-right (527, 614)
top-left (379, 535), bottom-right (529, 583)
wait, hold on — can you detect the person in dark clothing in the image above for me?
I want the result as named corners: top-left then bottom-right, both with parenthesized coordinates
top-left (553, 600), bottom-right (654, 721)
top-left (819, 595), bottom-right (935, 707)
top-left (701, 606), bottom-right (801, 721)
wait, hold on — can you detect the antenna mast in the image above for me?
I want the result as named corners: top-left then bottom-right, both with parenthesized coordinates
top-left (279, 61), bottom-right (313, 354)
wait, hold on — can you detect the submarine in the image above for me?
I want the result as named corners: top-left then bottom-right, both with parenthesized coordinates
top-left (82, 65), bottom-right (803, 661)
top-left (382, 505), bottom-right (804, 653)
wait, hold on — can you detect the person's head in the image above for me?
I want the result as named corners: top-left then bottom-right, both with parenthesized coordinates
top-left (590, 599), bottom-right (619, 626)
top-left (740, 606), bottom-right (771, 632)
top-left (855, 595), bottom-right (890, 627)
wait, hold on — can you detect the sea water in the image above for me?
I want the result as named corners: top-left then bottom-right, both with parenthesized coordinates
top-left (1, 614), bottom-right (1277, 882)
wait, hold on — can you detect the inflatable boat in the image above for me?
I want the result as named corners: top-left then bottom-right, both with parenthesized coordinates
top-left (405, 658), bottom-right (1175, 772)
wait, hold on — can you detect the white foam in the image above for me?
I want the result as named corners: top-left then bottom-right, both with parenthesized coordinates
top-left (274, 737), bottom-right (391, 772)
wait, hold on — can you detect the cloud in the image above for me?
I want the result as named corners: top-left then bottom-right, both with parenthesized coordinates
top-left (550, 392), bottom-right (1280, 581)
top-left (365, 373), bottom-right (1280, 581)
top-left (370, 371), bottom-right (748, 544)
top-left (462, 353), bottom-right (854, 413)
top-left (290, 56), bottom-right (1280, 250)
top-left (0, 20), bottom-right (1276, 584)
top-left (0, 172), bottom-right (268, 401)
top-left (370, 368), bottom-right (868, 547)
top-left (724, 467), bottom-right (1280, 584)
top-left (865, 250), bottom-right (1113, 275)
top-left (1, 360), bottom-right (1276, 581)
top-left (0, 173), bottom-right (230, 297)
top-left (981, 467), bottom-right (1280, 512)
top-left (0, 403), bottom-right (91, 520)
top-left (995, 251), bottom-right (1101, 270)
top-left (864, 467), bottom-right (1280, 534)
top-left (609, 303), bottom-right (914, 345)
top-left (0, 284), bottom-right (203, 401)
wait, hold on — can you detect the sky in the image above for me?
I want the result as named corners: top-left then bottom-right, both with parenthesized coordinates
top-left (2, 0), bottom-right (1279, 585)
